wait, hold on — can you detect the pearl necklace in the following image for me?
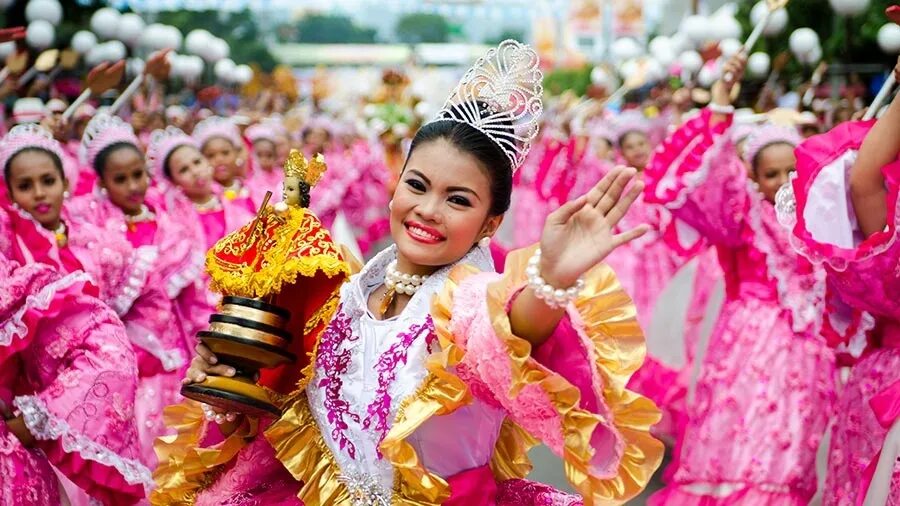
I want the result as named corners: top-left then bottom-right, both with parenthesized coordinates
top-left (380, 260), bottom-right (429, 317)
top-left (384, 260), bottom-right (428, 296)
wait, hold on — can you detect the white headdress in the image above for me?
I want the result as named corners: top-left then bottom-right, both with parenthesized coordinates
top-left (432, 39), bottom-right (544, 173)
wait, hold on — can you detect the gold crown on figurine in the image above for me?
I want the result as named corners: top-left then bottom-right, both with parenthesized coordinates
top-left (283, 149), bottom-right (327, 188)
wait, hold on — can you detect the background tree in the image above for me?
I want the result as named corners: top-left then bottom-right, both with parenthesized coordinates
top-left (395, 13), bottom-right (449, 44)
top-left (487, 29), bottom-right (526, 45)
top-left (291, 14), bottom-right (377, 44)
top-left (736, 0), bottom-right (897, 82)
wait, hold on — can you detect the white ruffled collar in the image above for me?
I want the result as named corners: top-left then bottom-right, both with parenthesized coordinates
top-left (345, 244), bottom-right (495, 322)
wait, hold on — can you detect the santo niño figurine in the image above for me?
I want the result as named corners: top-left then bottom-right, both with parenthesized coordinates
top-left (181, 150), bottom-right (349, 416)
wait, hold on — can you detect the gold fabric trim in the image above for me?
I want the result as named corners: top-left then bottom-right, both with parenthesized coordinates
top-left (151, 402), bottom-right (259, 506)
top-left (489, 418), bottom-right (538, 480)
top-left (483, 245), bottom-right (664, 505)
top-left (264, 393), bottom-right (350, 505)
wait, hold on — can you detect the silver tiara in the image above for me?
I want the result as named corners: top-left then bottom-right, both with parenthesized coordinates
top-left (432, 39), bottom-right (544, 173)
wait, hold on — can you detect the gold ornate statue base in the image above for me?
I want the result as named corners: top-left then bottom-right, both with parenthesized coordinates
top-left (181, 296), bottom-right (296, 417)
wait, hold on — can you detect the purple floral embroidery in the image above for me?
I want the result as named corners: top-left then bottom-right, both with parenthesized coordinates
top-left (316, 306), bottom-right (361, 459)
top-left (362, 316), bottom-right (435, 458)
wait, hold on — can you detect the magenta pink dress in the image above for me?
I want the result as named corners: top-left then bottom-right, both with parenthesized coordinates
top-left (509, 133), bottom-right (698, 438)
top-left (0, 201), bottom-right (186, 471)
top-left (603, 194), bottom-right (698, 439)
top-left (643, 109), bottom-right (837, 505)
top-left (66, 193), bottom-right (212, 467)
top-left (509, 136), bottom-right (566, 249)
top-left (153, 246), bottom-right (664, 506)
top-left (341, 140), bottom-right (392, 254)
top-left (778, 120), bottom-right (900, 505)
top-left (0, 253), bottom-right (152, 505)
top-left (147, 185), bottom-right (254, 343)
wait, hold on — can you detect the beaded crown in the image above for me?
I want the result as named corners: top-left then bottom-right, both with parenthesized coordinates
top-left (744, 124), bottom-right (801, 165)
top-left (146, 126), bottom-right (200, 180)
top-left (431, 39), bottom-right (544, 174)
top-left (0, 124), bottom-right (66, 179)
top-left (79, 113), bottom-right (141, 168)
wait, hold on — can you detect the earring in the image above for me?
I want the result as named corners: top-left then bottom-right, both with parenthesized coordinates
top-left (478, 236), bottom-right (491, 248)
top-left (100, 188), bottom-right (108, 197)
top-left (237, 158), bottom-right (245, 167)
top-left (388, 200), bottom-right (393, 211)
top-left (63, 190), bottom-right (70, 199)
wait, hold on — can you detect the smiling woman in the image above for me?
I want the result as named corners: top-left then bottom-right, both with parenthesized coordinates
top-left (158, 40), bottom-right (664, 506)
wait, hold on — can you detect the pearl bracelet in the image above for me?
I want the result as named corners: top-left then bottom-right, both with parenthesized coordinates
top-left (201, 403), bottom-right (237, 425)
top-left (708, 103), bottom-right (735, 115)
top-left (525, 249), bottom-right (585, 310)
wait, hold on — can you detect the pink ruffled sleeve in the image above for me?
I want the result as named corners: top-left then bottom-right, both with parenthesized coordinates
top-left (644, 108), bottom-right (747, 247)
top-left (2, 257), bottom-right (152, 504)
top-left (0, 257), bottom-right (84, 368)
top-left (96, 242), bottom-right (188, 377)
top-left (433, 246), bottom-right (664, 504)
top-left (778, 120), bottom-right (900, 323)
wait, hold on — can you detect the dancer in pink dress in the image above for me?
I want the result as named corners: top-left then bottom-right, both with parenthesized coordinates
top-left (193, 116), bottom-right (256, 214)
top-left (644, 54), bottom-right (836, 505)
top-left (66, 113), bottom-right (215, 467)
top-left (601, 111), bottom-right (701, 439)
top-left (245, 121), bottom-right (284, 206)
top-left (0, 123), bottom-right (186, 471)
top-left (152, 40), bottom-right (664, 506)
top-left (777, 59), bottom-right (900, 505)
top-left (341, 135), bottom-right (392, 255)
top-left (0, 253), bottom-right (152, 505)
top-left (144, 126), bottom-right (256, 252)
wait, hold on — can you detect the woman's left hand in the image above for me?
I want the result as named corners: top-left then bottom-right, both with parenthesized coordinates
top-left (538, 166), bottom-right (649, 288)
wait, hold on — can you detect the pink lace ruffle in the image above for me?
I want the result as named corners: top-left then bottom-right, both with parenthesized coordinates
top-left (645, 108), bottom-right (733, 210)
top-left (13, 395), bottom-right (152, 499)
top-left (450, 272), bottom-right (625, 480)
top-left (0, 271), bottom-right (93, 364)
top-left (108, 246), bottom-right (158, 317)
top-left (781, 120), bottom-right (900, 272)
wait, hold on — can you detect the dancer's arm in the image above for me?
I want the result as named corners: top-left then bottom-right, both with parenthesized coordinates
top-left (509, 166), bottom-right (648, 345)
top-left (850, 57), bottom-right (900, 237)
top-left (642, 54), bottom-right (749, 247)
top-left (3, 416), bottom-right (35, 446)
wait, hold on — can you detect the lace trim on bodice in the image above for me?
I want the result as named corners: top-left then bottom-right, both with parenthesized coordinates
top-left (306, 244), bottom-right (494, 498)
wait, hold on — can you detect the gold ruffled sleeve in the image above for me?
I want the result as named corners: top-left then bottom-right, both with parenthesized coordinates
top-left (431, 246), bottom-right (664, 505)
top-left (150, 401), bottom-right (260, 505)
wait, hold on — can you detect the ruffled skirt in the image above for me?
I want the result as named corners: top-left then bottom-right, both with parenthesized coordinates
top-left (652, 296), bottom-right (837, 505)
